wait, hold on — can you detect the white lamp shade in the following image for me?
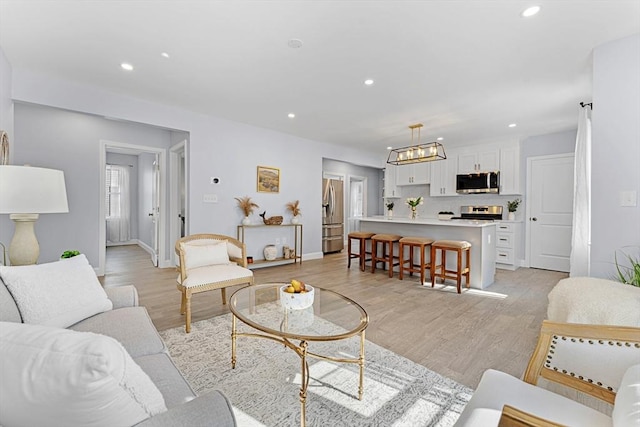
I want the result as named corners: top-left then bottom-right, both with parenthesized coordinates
top-left (0, 165), bottom-right (69, 214)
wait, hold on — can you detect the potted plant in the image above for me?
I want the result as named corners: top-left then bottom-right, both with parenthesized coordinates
top-left (615, 247), bottom-right (640, 287)
top-left (235, 196), bottom-right (259, 225)
top-left (286, 200), bottom-right (302, 224)
top-left (385, 201), bottom-right (394, 218)
top-left (507, 198), bottom-right (521, 220)
top-left (60, 250), bottom-right (80, 259)
top-left (406, 197), bottom-right (423, 219)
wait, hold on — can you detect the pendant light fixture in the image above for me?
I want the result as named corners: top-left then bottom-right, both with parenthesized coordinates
top-left (386, 124), bottom-right (446, 165)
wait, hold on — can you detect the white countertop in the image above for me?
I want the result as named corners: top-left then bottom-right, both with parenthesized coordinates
top-left (360, 216), bottom-right (497, 228)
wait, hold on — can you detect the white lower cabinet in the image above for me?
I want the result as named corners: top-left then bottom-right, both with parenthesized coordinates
top-left (495, 221), bottom-right (521, 270)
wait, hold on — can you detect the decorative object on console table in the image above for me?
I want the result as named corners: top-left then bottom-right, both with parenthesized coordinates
top-left (506, 198), bottom-right (521, 221)
top-left (286, 200), bottom-right (301, 224)
top-left (257, 165), bottom-right (280, 193)
top-left (0, 165), bottom-right (69, 266)
top-left (406, 197), bottom-right (423, 220)
top-left (259, 211), bottom-right (283, 225)
top-left (263, 245), bottom-right (277, 261)
top-left (235, 195), bottom-right (259, 225)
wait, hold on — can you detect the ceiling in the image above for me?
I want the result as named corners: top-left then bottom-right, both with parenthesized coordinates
top-left (1, 1), bottom-right (639, 157)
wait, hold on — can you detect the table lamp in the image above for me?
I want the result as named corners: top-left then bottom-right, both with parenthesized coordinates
top-left (0, 165), bottom-right (69, 265)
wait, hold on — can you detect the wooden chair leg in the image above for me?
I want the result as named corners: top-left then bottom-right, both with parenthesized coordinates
top-left (185, 291), bottom-right (192, 333)
top-left (180, 290), bottom-right (186, 315)
top-left (457, 248), bottom-right (462, 294)
top-left (399, 243), bottom-right (405, 280)
top-left (221, 287), bottom-right (227, 304)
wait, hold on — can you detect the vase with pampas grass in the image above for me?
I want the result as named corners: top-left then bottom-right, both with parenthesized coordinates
top-left (235, 196), bottom-right (259, 225)
top-left (286, 200), bottom-right (302, 224)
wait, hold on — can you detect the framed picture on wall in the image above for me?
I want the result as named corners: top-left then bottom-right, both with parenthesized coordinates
top-left (257, 165), bottom-right (280, 193)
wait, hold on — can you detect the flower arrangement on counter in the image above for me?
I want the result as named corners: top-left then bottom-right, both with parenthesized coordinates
top-left (507, 198), bottom-right (522, 213)
top-left (406, 197), bottom-right (423, 219)
top-left (385, 201), bottom-right (394, 211)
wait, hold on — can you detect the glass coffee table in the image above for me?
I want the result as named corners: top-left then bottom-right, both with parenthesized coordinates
top-left (229, 283), bottom-right (369, 427)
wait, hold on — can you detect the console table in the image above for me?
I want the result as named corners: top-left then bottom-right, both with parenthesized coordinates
top-left (237, 223), bottom-right (303, 267)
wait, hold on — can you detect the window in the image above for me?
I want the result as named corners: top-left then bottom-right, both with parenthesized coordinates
top-left (106, 165), bottom-right (122, 219)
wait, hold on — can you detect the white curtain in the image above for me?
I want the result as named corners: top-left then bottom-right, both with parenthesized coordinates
top-left (106, 165), bottom-right (131, 243)
top-left (569, 106), bottom-right (591, 277)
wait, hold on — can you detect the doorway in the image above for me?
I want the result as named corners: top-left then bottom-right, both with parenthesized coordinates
top-left (170, 140), bottom-right (188, 266)
top-left (348, 175), bottom-right (367, 238)
top-left (99, 140), bottom-right (167, 276)
top-left (526, 153), bottom-right (574, 272)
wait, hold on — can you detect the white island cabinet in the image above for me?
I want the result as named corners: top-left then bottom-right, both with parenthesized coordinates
top-left (359, 217), bottom-right (496, 289)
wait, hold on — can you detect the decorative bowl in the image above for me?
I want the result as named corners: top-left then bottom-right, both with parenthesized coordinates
top-left (279, 285), bottom-right (315, 310)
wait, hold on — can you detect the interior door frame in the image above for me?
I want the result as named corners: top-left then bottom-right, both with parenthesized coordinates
top-left (524, 152), bottom-right (574, 268)
top-left (98, 140), bottom-right (167, 276)
top-left (169, 140), bottom-right (188, 266)
top-left (347, 174), bottom-right (368, 238)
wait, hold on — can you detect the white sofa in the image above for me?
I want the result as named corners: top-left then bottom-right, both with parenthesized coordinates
top-left (455, 320), bottom-right (640, 426)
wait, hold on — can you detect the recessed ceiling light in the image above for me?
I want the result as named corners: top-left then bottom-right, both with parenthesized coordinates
top-left (161, 52), bottom-right (170, 58)
top-left (508, 123), bottom-right (517, 128)
top-left (364, 79), bottom-right (374, 86)
top-left (121, 63), bottom-right (133, 71)
top-left (288, 113), bottom-right (296, 118)
top-left (437, 137), bottom-right (444, 141)
top-left (521, 6), bottom-right (541, 17)
top-left (287, 39), bottom-right (303, 49)
top-left (387, 146), bottom-right (393, 150)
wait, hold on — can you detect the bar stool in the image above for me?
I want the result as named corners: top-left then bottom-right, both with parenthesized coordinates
top-left (399, 237), bottom-right (435, 285)
top-left (371, 234), bottom-right (402, 278)
top-left (347, 231), bottom-right (375, 271)
top-left (430, 240), bottom-right (471, 293)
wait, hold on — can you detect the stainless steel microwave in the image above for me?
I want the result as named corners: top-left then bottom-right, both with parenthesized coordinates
top-left (456, 172), bottom-right (500, 194)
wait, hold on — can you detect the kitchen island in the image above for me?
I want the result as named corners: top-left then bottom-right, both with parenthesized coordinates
top-left (359, 216), bottom-right (496, 289)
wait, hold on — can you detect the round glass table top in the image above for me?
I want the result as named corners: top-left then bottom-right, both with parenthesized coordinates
top-left (229, 283), bottom-right (369, 341)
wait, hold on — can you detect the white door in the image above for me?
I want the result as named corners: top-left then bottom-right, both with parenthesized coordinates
top-left (150, 155), bottom-right (160, 267)
top-left (527, 154), bottom-right (574, 272)
top-left (170, 141), bottom-right (187, 266)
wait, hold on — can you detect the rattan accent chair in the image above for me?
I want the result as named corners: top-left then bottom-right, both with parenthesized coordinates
top-left (175, 233), bottom-right (254, 333)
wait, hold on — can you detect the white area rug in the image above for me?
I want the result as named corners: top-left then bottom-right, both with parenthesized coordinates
top-left (160, 313), bottom-right (472, 426)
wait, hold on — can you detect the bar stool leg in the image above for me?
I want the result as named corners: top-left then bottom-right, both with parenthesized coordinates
top-left (348, 237), bottom-right (353, 269)
top-left (419, 244), bottom-right (425, 284)
top-left (399, 242), bottom-right (405, 280)
top-left (457, 248), bottom-right (462, 293)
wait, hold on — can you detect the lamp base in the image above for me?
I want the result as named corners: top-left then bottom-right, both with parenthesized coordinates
top-left (9, 214), bottom-right (40, 266)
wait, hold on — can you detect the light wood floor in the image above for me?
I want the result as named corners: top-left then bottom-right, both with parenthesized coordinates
top-left (102, 245), bottom-right (567, 389)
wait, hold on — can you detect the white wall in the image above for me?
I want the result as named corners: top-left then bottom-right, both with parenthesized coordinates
top-left (8, 70), bottom-right (384, 266)
top-left (8, 103), bottom-right (173, 265)
top-left (0, 48), bottom-right (13, 262)
top-left (105, 153), bottom-right (139, 241)
top-left (591, 33), bottom-right (640, 278)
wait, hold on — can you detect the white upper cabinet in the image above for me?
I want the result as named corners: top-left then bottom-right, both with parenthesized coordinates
top-left (384, 164), bottom-right (401, 198)
top-left (396, 162), bottom-right (431, 185)
top-left (499, 145), bottom-right (521, 195)
top-left (457, 148), bottom-right (500, 173)
top-left (430, 150), bottom-right (459, 197)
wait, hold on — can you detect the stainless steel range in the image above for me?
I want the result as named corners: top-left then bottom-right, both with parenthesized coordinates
top-left (452, 205), bottom-right (503, 221)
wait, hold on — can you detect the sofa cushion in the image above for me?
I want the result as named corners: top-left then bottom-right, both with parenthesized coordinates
top-left (0, 254), bottom-right (112, 328)
top-left (0, 321), bottom-right (167, 427)
top-left (612, 364), bottom-right (640, 426)
top-left (70, 306), bottom-right (166, 358)
top-left (134, 353), bottom-right (196, 408)
top-left (0, 278), bottom-right (21, 322)
top-left (454, 369), bottom-right (612, 427)
top-left (181, 240), bottom-right (230, 269)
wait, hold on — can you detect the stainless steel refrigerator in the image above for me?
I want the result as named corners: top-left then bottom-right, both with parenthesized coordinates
top-left (322, 178), bottom-right (344, 253)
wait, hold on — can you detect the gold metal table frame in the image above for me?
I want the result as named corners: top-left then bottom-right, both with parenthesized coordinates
top-left (229, 283), bottom-right (369, 427)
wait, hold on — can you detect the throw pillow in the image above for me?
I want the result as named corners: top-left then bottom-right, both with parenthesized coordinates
top-left (0, 321), bottom-right (167, 427)
top-left (181, 240), bottom-right (230, 269)
top-left (0, 254), bottom-right (112, 328)
top-left (612, 364), bottom-right (640, 426)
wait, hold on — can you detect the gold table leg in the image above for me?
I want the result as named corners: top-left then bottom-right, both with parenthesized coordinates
top-left (359, 330), bottom-right (366, 400)
top-left (231, 314), bottom-right (237, 369)
top-left (299, 340), bottom-right (309, 427)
